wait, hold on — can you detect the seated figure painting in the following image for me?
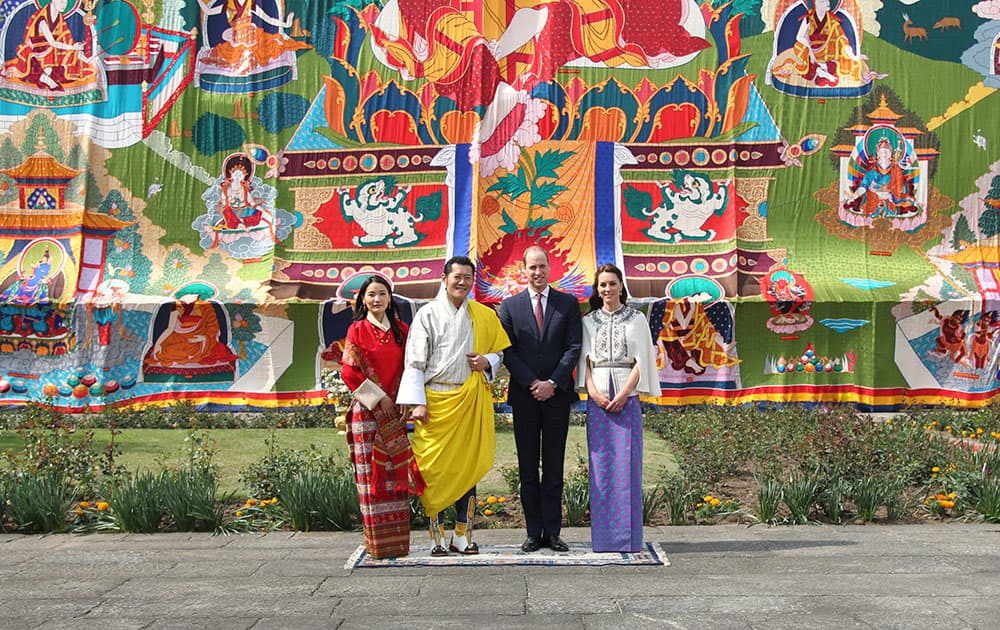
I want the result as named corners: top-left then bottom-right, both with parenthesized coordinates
top-left (768, 0), bottom-right (884, 98)
top-left (840, 125), bottom-right (925, 231)
top-left (142, 281), bottom-right (239, 383)
top-left (195, 0), bottom-right (309, 93)
top-left (0, 0), bottom-right (105, 103)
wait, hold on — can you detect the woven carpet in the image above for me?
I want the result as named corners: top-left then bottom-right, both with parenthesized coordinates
top-left (345, 541), bottom-right (668, 569)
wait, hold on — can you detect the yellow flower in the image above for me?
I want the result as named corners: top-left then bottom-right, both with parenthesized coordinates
top-left (497, 496), bottom-right (506, 503)
top-left (236, 510), bottom-right (244, 518)
top-left (73, 507), bottom-right (84, 515)
top-left (477, 500), bottom-right (486, 507)
top-left (245, 498), bottom-right (258, 506)
top-left (487, 496), bottom-right (498, 505)
top-left (710, 498), bottom-right (721, 507)
top-left (945, 425), bottom-right (952, 432)
top-left (931, 466), bottom-right (940, 473)
top-left (696, 503), bottom-right (704, 508)
top-left (930, 420), bottom-right (938, 426)
top-left (78, 501), bottom-right (91, 508)
top-left (703, 495), bottom-right (713, 502)
top-left (96, 502), bottom-right (109, 511)
top-left (940, 500), bottom-right (955, 509)
top-left (948, 492), bottom-right (957, 499)
top-left (483, 509), bottom-right (494, 516)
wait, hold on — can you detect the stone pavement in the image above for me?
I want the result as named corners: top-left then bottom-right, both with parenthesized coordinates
top-left (1, 523), bottom-right (998, 629)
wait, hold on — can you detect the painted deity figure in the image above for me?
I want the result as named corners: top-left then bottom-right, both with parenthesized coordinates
top-left (843, 134), bottom-right (919, 220)
top-left (218, 153), bottom-right (263, 229)
top-left (197, 0), bottom-right (309, 74)
top-left (769, 0), bottom-right (883, 94)
top-left (2, 0), bottom-right (99, 92)
top-left (2, 249), bottom-right (52, 305)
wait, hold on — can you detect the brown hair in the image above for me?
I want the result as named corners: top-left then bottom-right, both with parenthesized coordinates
top-left (588, 263), bottom-right (628, 312)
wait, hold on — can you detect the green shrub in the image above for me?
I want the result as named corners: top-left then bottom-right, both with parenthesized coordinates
top-left (782, 472), bottom-right (820, 524)
top-left (161, 468), bottom-right (233, 532)
top-left (851, 476), bottom-right (887, 523)
top-left (239, 431), bottom-right (339, 498)
top-left (563, 450), bottom-right (590, 527)
top-left (966, 473), bottom-right (1000, 523)
top-left (661, 475), bottom-right (693, 525)
top-left (754, 476), bottom-right (782, 525)
top-left (819, 478), bottom-right (849, 523)
top-left (106, 471), bottom-right (166, 533)
top-left (642, 485), bottom-right (665, 525)
top-left (498, 463), bottom-right (521, 496)
top-left (272, 464), bottom-right (360, 531)
top-left (4, 473), bottom-right (75, 533)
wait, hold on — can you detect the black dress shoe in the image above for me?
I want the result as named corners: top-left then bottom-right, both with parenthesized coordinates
top-left (547, 535), bottom-right (569, 552)
top-left (521, 536), bottom-right (541, 552)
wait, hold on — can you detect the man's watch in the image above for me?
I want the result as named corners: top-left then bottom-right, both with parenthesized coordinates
top-left (547, 379), bottom-right (557, 389)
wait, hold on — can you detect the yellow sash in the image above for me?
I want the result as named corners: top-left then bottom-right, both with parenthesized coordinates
top-left (411, 300), bottom-right (510, 514)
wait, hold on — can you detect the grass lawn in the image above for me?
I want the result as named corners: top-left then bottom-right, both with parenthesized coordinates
top-left (1, 427), bottom-right (680, 497)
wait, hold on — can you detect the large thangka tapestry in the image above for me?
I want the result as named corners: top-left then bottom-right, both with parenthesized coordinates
top-left (0, 0), bottom-right (998, 411)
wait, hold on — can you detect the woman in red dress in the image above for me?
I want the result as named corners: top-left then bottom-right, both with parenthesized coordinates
top-left (340, 275), bottom-right (419, 558)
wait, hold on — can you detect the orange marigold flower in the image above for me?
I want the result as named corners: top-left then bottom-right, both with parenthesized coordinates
top-left (96, 502), bottom-right (109, 511)
top-left (477, 500), bottom-right (486, 507)
top-left (78, 501), bottom-right (91, 508)
top-left (73, 508), bottom-right (84, 515)
top-left (497, 496), bottom-right (506, 503)
top-left (236, 510), bottom-right (244, 518)
top-left (710, 498), bottom-right (721, 507)
top-left (487, 496), bottom-right (498, 505)
top-left (947, 492), bottom-right (957, 499)
top-left (931, 466), bottom-right (941, 473)
top-left (483, 509), bottom-right (494, 516)
top-left (245, 498), bottom-right (258, 506)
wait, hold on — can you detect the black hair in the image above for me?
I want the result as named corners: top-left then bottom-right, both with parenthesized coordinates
top-left (588, 263), bottom-right (628, 312)
top-left (443, 255), bottom-right (475, 276)
top-left (352, 275), bottom-right (404, 345)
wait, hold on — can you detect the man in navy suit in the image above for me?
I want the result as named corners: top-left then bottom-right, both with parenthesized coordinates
top-left (499, 246), bottom-right (582, 553)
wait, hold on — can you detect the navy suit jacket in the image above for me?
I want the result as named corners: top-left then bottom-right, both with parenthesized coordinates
top-left (498, 287), bottom-right (582, 404)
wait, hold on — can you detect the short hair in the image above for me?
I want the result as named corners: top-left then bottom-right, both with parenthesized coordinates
top-left (522, 245), bottom-right (549, 265)
top-left (444, 255), bottom-right (475, 276)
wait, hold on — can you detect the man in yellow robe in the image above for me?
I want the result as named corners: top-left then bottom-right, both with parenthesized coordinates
top-left (397, 255), bottom-right (510, 556)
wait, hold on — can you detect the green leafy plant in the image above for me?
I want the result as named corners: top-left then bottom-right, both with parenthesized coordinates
top-left (160, 468), bottom-right (234, 533)
top-left (661, 475), bottom-right (693, 525)
top-left (851, 476), bottom-right (886, 523)
top-left (782, 472), bottom-right (820, 524)
top-left (819, 478), bottom-right (849, 523)
top-left (965, 473), bottom-right (1000, 523)
top-left (4, 472), bottom-right (75, 533)
top-left (105, 471), bottom-right (166, 533)
top-left (563, 449), bottom-right (590, 527)
top-left (754, 476), bottom-right (782, 525)
top-left (642, 485), bottom-right (666, 525)
top-left (498, 463), bottom-right (521, 496)
top-left (272, 463), bottom-right (360, 532)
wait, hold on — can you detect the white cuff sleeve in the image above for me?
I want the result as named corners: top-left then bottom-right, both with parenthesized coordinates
top-left (395, 367), bottom-right (427, 406)
top-left (353, 379), bottom-right (387, 411)
top-left (484, 352), bottom-right (502, 383)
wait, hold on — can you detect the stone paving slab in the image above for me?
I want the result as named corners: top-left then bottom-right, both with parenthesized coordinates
top-left (0, 524), bottom-right (996, 629)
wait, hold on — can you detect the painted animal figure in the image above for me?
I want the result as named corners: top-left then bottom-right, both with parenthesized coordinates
top-left (338, 179), bottom-right (420, 248)
top-left (902, 14), bottom-right (928, 43)
top-left (932, 17), bottom-right (960, 31)
top-left (973, 129), bottom-right (987, 152)
top-left (645, 172), bottom-right (728, 243)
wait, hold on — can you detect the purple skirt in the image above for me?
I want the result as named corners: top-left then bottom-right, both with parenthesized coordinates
top-left (586, 395), bottom-right (643, 552)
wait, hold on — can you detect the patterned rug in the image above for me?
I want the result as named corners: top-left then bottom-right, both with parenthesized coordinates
top-left (345, 541), bottom-right (668, 569)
